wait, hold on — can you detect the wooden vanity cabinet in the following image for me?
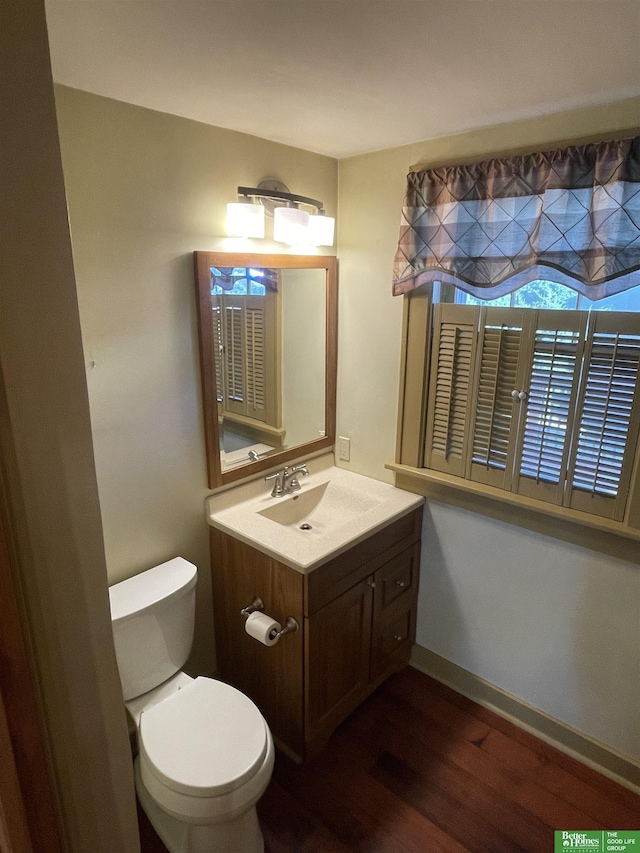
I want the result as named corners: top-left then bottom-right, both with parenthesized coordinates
top-left (209, 505), bottom-right (423, 762)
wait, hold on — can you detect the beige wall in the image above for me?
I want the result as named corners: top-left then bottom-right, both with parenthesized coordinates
top-left (337, 97), bottom-right (640, 764)
top-left (54, 86), bottom-right (337, 676)
top-left (281, 268), bottom-right (327, 449)
top-left (1, 5), bottom-right (139, 851)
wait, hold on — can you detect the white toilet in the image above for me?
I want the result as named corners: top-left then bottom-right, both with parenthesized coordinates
top-left (109, 557), bottom-right (274, 853)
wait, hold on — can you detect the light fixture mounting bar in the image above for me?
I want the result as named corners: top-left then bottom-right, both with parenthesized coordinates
top-left (237, 186), bottom-right (325, 212)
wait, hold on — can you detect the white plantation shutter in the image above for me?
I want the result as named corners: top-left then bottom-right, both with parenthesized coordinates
top-left (244, 304), bottom-right (266, 421)
top-left (514, 312), bottom-right (587, 506)
top-left (215, 295), bottom-right (272, 422)
top-left (468, 308), bottom-right (530, 490)
top-left (425, 304), bottom-right (478, 476)
top-left (423, 305), bottom-right (640, 522)
top-left (222, 303), bottom-right (245, 413)
top-left (211, 301), bottom-right (224, 404)
top-left (567, 313), bottom-right (640, 520)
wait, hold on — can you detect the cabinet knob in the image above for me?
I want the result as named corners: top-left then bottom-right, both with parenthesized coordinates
top-left (368, 579), bottom-right (376, 589)
top-left (395, 580), bottom-right (406, 588)
top-left (393, 634), bottom-right (404, 642)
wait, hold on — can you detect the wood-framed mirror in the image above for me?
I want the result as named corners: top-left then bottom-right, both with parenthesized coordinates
top-left (194, 252), bottom-right (338, 488)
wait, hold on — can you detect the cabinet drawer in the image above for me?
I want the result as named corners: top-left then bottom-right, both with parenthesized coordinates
top-left (374, 542), bottom-right (419, 615)
top-left (305, 506), bottom-right (423, 616)
top-left (371, 602), bottom-right (416, 681)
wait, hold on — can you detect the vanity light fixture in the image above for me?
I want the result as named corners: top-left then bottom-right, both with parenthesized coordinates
top-left (226, 180), bottom-right (335, 246)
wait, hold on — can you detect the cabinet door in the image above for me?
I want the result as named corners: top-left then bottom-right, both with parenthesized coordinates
top-left (305, 576), bottom-right (373, 741)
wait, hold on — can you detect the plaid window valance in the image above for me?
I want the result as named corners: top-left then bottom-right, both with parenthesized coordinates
top-left (210, 266), bottom-right (278, 293)
top-left (392, 136), bottom-right (640, 300)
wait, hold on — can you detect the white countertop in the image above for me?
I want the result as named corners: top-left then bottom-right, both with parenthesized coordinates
top-left (205, 454), bottom-right (424, 573)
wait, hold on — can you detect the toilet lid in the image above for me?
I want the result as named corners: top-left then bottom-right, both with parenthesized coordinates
top-left (139, 677), bottom-right (269, 798)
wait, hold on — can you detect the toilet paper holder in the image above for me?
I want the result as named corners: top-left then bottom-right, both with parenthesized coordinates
top-left (240, 597), bottom-right (299, 643)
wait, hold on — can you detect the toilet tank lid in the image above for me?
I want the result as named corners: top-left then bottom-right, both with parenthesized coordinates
top-left (109, 558), bottom-right (197, 624)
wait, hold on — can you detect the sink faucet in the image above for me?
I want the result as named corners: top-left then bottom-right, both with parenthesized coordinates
top-left (283, 464), bottom-right (309, 494)
top-left (265, 464), bottom-right (309, 498)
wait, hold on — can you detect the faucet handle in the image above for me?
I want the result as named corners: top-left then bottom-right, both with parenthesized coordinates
top-left (282, 464), bottom-right (308, 493)
top-left (265, 470), bottom-right (285, 497)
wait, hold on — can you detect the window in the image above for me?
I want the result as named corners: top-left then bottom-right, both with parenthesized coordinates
top-left (453, 279), bottom-right (640, 312)
top-left (391, 135), bottom-right (640, 542)
top-left (210, 266), bottom-right (277, 296)
top-left (425, 301), bottom-right (640, 522)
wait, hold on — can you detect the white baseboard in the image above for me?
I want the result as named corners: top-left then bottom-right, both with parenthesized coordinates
top-left (410, 644), bottom-right (640, 796)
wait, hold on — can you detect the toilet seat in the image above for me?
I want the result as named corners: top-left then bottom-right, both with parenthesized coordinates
top-left (139, 676), bottom-right (269, 799)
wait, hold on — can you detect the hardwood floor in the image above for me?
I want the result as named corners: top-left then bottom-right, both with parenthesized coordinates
top-left (138, 667), bottom-right (640, 852)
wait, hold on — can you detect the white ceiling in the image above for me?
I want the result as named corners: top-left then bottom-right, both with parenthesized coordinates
top-left (45, 1), bottom-right (640, 159)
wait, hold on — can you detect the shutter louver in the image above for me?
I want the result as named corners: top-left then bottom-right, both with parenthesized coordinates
top-left (567, 313), bottom-right (640, 520)
top-left (515, 313), bottom-right (586, 505)
top-left (469, 308), bottom-right (529, 490)
top-left (425, 304), bottom-right (478, 477)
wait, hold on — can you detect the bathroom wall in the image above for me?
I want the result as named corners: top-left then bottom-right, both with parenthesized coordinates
top-left (54, 86), bottom-right (337, 676)
top-left (337, 97), bottom-right (640, 764)
top-left (281, 268), bottom-right (327, 449)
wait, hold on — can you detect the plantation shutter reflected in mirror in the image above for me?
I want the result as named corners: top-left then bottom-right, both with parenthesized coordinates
top-left (244, 301), bottom-right (267, 421)
top-left (223, 303), bottom-right (245, 413)
top-left (215, 294), bottom-right (275, 423)
top-left (212, 301), bottom-right (224, 405)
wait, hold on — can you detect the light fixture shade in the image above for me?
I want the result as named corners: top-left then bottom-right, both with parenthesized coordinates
top-left (226, 202), bottom-right (265, 238)
top-left (273, 206), bottom-right (309, 245)
top-left (308, 213), bottom-right (335, 247)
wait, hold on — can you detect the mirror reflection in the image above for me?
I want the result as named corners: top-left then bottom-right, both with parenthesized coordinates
top-left (194, 252), bottom-right (337, 488)
top-left (211, 265), bottom-right (326, 471)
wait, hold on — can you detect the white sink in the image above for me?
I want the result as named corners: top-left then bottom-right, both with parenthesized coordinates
top-left (205, 454), bottom-right (423, 573)
top-left (257, 480), bottom-right (384, 529)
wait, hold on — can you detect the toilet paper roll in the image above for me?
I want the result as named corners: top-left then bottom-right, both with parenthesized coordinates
top-left (244, 611), bottom-right (281, 646)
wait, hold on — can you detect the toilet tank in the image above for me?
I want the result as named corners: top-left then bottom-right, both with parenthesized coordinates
top-left (109, 557), bottom-right (198, 701)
